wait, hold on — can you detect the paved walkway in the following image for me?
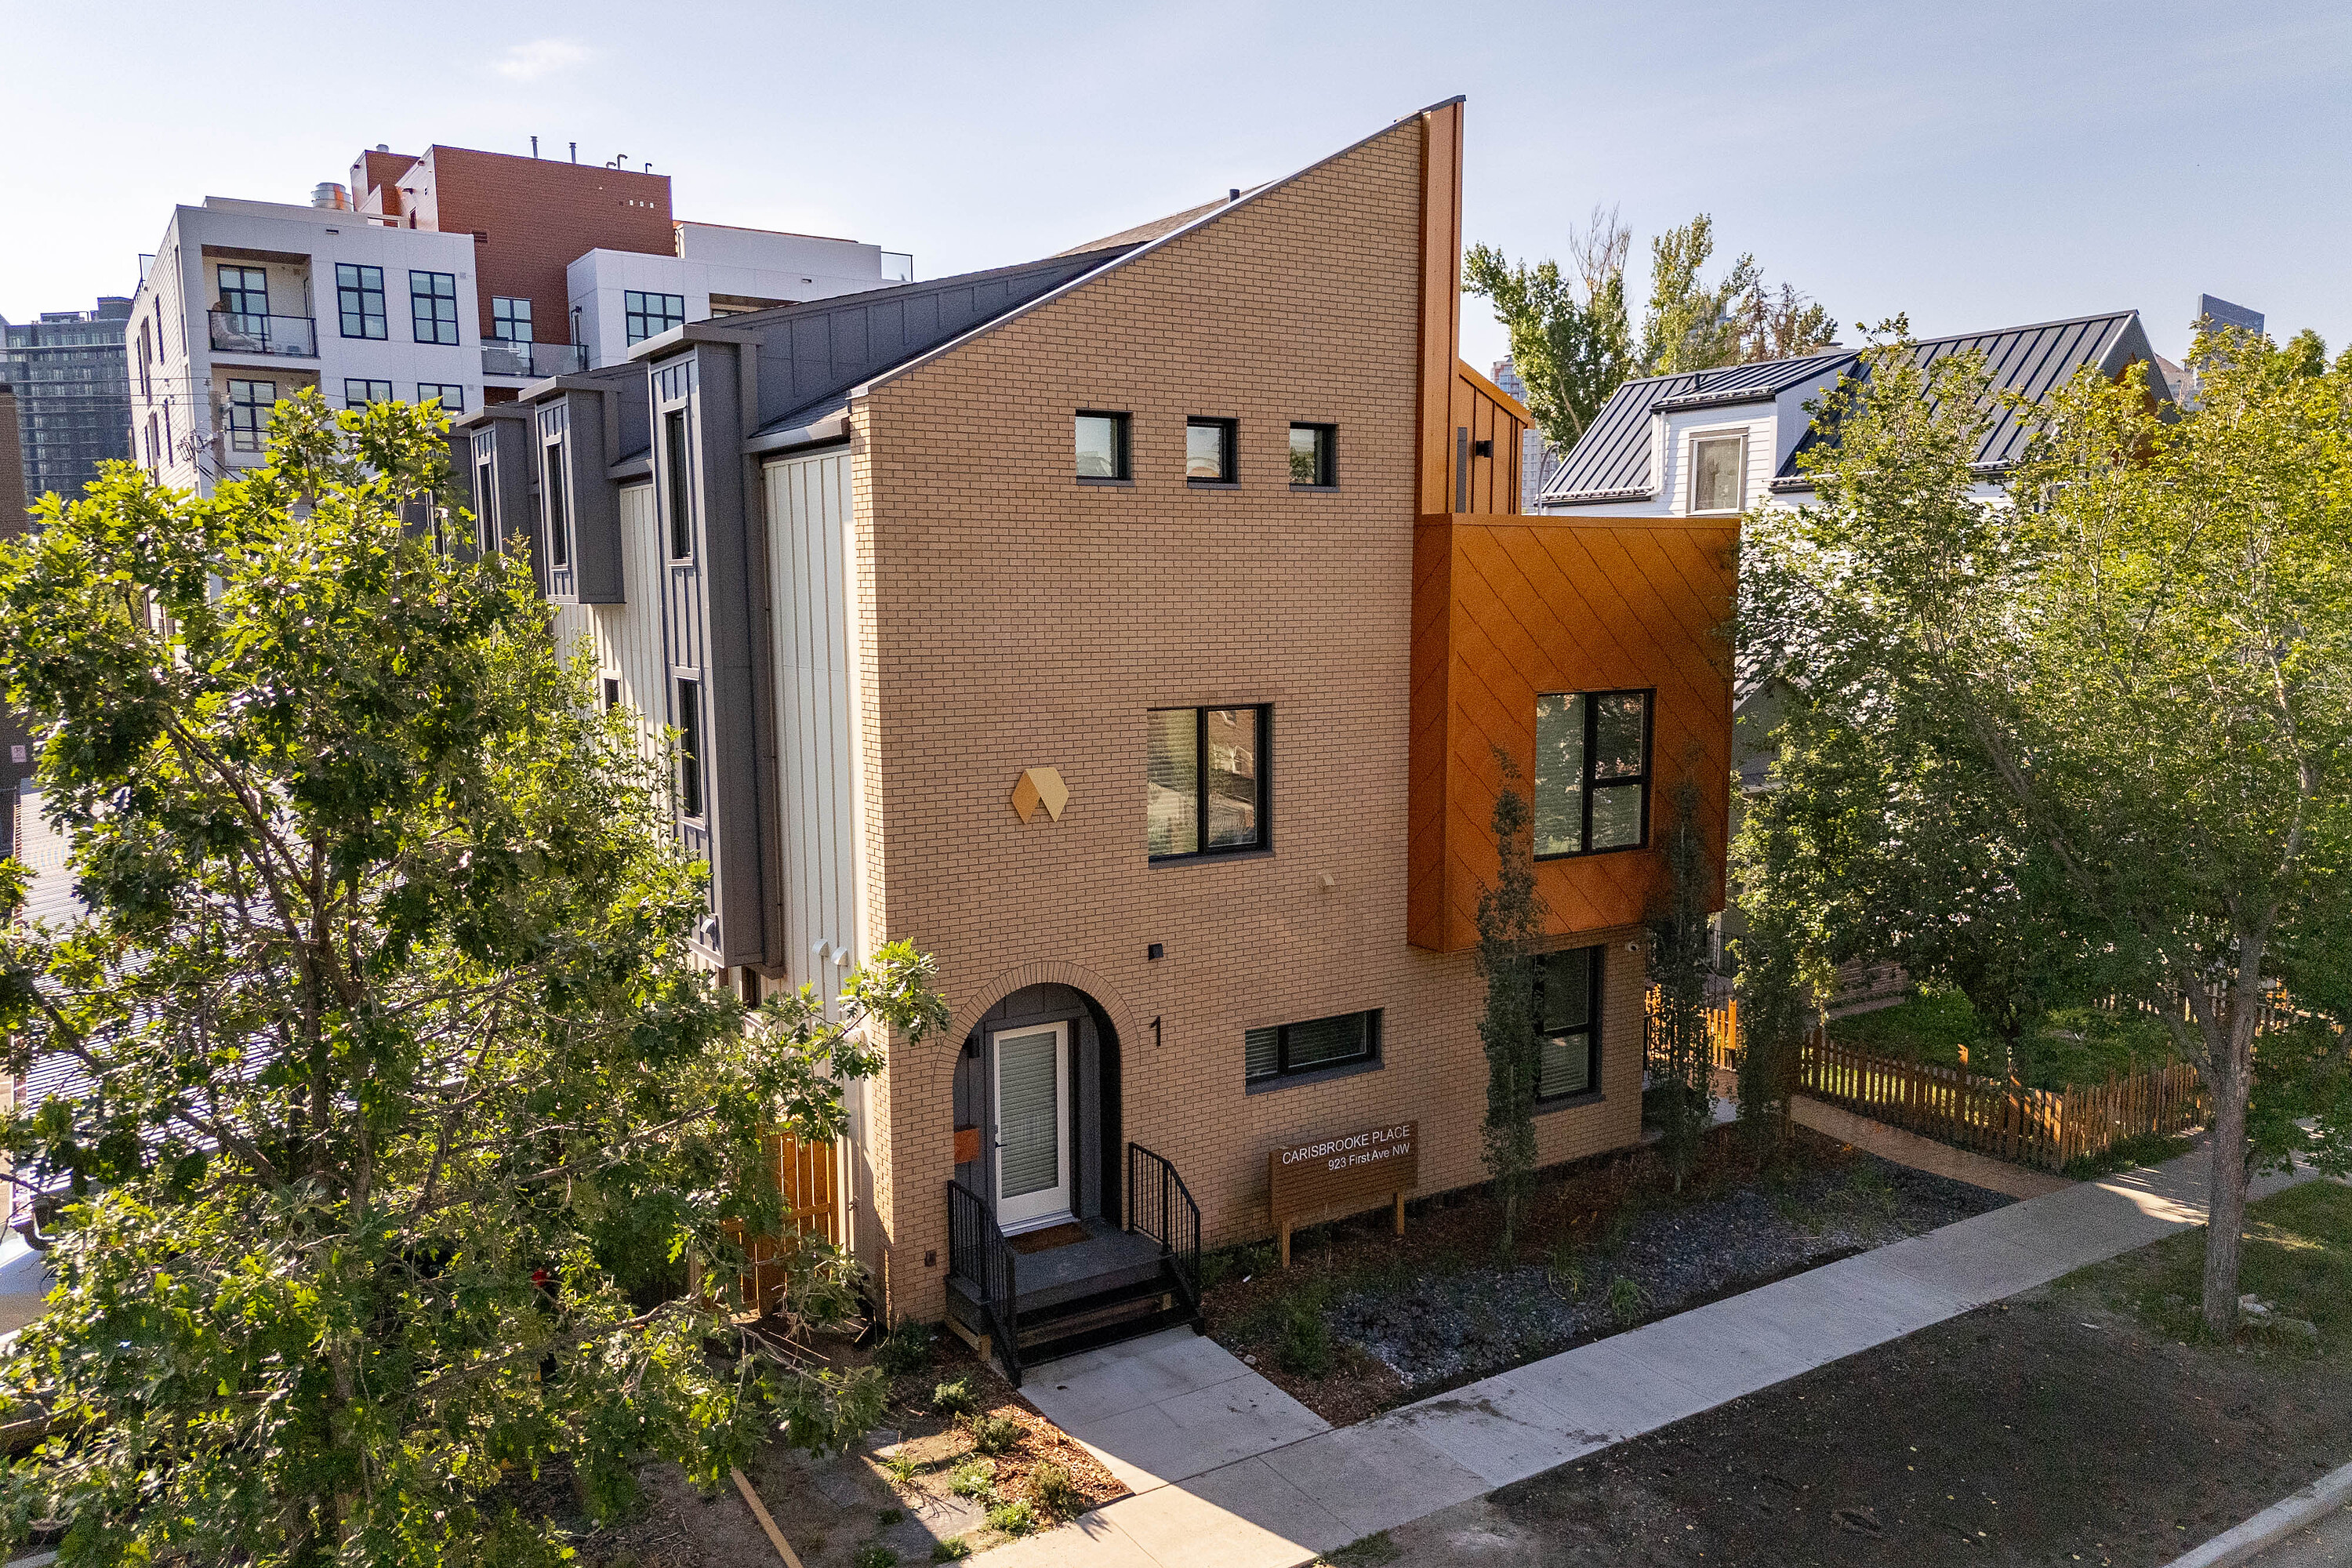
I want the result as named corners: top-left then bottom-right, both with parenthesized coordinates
top-left (996, 1141), bottom-right (2318, 1568)
top-left (1792, 1095), bottom-right (2076, 1199)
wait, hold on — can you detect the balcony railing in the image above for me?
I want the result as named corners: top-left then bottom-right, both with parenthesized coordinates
top-left (209, 311), bottom-right (317, 358)
top-left (481, 339), bottom-right (587, 379)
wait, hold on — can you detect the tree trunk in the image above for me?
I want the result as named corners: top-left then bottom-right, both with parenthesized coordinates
top-left (2199, 1043), bottom-right (2253, 1338)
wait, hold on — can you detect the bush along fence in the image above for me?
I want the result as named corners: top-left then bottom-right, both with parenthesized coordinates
top-left (1649, 988), bottom-right (2210, 1172)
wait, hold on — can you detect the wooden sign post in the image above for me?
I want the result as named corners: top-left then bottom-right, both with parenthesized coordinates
top-left (1268, 1120), bottom-right (1419, 1268)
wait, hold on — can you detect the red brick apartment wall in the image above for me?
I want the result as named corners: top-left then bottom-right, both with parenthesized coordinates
top-left (406, 148), bottom-right (674, 344)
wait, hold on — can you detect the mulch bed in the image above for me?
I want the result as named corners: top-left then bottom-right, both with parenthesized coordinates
top-left (561, 1328), bottom-right (1127, 1565)
top-left (1208, 1123), bottom-right (2013, 1425)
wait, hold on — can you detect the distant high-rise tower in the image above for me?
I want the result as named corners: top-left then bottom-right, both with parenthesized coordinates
top-left (2197, 294), bottom-right (2263, 337)
top-left (0, 297), bottom-right (133, 505)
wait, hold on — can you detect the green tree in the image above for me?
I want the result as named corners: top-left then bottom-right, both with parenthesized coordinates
top-left (1644, 775), bottom-right (1716, 1191)
top-left (1468, 209), bottom-right (1832, 460)
top-left (1475, 755), bottom-right (1547, 1252)
top-left (1740, 325), bottom-right (2352, 1334)
top-left (0, 391), bottom-right (949, 1565)
top-left (1463, 205), bottom-right (1634, 455)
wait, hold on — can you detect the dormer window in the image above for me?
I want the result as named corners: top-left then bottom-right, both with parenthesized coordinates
top-left (1690, 434), bottom-right (1746, 513)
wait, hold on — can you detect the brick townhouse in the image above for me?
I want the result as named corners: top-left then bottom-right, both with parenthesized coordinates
top-left (457, 96), bottom-right (1736, 1381)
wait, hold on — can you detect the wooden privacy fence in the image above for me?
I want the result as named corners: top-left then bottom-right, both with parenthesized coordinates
top-left (733, 1132), bottom-right (841, 1312)
top-left (1645, 987), bottom-right (1741, 1074)
top-left (1798, 1034), bottom-right (2208, 1173)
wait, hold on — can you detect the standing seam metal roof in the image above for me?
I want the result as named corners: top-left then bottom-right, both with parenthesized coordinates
top-left (1541, 311), bottom-right (2153, 504)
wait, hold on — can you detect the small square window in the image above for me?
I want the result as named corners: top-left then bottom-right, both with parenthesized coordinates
top-left (343, 379), bottom-right (392, 409)
top-left (1186, 418), bottom-right (1237, 484)
top-left (492, 296), bottom-right (533, 343)
top-left (417, 383), bottom-right (466, 413)
top-left (1690, 434), bottom-right (1746, 513)
top-left (1290, 423), bottom-right (1336, 487)
top-left (1149, 704), bottom-right (1269, 858)
top-left (1076, 411), bottom-right (1131, 481)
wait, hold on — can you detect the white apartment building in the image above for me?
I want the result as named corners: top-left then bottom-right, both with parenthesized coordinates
top-left (568, 222), bottom-right (911, 368)
top-left (125, 197), bottom-right (545, 494)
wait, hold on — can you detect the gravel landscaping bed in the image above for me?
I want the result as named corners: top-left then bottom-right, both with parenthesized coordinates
top-left (1207, 1124), bottom-right (2016, 1422)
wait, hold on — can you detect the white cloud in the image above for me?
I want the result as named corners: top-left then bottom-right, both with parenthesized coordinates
top-left (494, 39), bottom-right (591, 82)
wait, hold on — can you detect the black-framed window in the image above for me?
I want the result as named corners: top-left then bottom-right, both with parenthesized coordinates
top-left (677, 677), bottom-right (706, 819)
top-left (1535, 946), bottom-right (1602, 1101)
top-left (224, 378), bottom-right (275, 453)
top-left (626, 290), bottom-right (686, 345)
top-left (1076, 411), bottom-right (1131, 480)
top-left (1534, 688), bottom-right (1652, 858)
top-left (492, 296), bottom-right (533, 343)
top-left (216, 265), bottom-right (267, 327)
top-left (1186, 417), bottom-right (1237, 484)
top-left (474, 451), bottom-right (497, 553)
top-left (1290, 423), bottom-right (1336, 486)
top-left (410, 270), bottom-right (460, 345)
top-left (336, 263), bottom-right (386, 339)
top-left (343, 379), bottom-right (391, 408)
top-left (1246, 1009), bottom-right (1380, 1084)
top-left (544, 441), bottom-right (569, 567)
top-left (1148, 704), bottom-right (1268, 858)
top-left (602, 677), bottom-right (620, 712)
top-left (663, 409), bottom-right (693, 557)
top-left (418, 383), bottom-right (466, 413)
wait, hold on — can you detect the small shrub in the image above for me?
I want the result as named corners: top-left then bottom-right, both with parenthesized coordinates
top-left (1276, 1301), bottom-right (1334, 1377)
top-left (1608, 1275), bottom-right (1649, 1325)
top-left (1545, 1238), bottom-right (1586, 1299)
top-left (931, 1541), bottom-right (972, 1564)
top-left (948, 1457), bottom-right (996, 1501)
top-left (986, 1498), bottom-right (1037, 1537)
top-left (874, 1319), bottom-right (933, 1377)
top-left (880, 1451), bottom-right (920, 1487)
top-left (877, 1507), bottom-right (905, 1526)
top-left (968, 1414), bottom-right (1022, 1456)
top-left (853, 1547), bottom-right (899, 1568)
top-left (1029, 1460), bottom-right (1081, 1520)
top-left (931, 1376), bottom-right (980, 1417)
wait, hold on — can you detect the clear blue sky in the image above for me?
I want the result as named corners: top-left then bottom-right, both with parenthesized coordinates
top-left (4, 0), bottom-right (2345, 368)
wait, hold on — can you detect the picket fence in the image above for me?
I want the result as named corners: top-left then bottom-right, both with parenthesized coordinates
top-left (1646, 988), bottom-right (2211, 1173)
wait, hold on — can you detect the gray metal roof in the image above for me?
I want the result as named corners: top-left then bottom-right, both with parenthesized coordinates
top-left (738, 247), bottom-right (1138, 443)
top-left (1541, 311), bottom-right (2156, 505)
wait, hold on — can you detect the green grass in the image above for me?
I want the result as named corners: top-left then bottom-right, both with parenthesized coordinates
top-left (2063, 1179), bottom-right (2352, 1359)
top-left (1830, 989), bottom-right (2180, 1092)
top-left (1316, 1533), bottom-right (1401, 1566)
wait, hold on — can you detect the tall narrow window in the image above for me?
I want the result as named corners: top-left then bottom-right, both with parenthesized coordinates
top-left (1690, 434), bottom-right (1746, 513)
top-left (492, 296), bottom-right (534, 343)
top-left (544, 441), bottom-right (569, 567)
top-left (409, 270), bottom-right (460, 345)
top-left (1147, 705), bottom-right (1269, 859)
top-left (474, 452), bottom-right (497, 553)
top-left (1076, 411), bottom-right (1131, 480)
top-left (1185, 417), bottom-right (1237, 484)
top-left (1535, 946), bottom-right (1602, 1100)
top-left (625, 291), bottom-right (686, 344)
top-left (224, 378), bottom-right (276, 453)
top-left (1289, 423), bottom-right (1336, 486)
top-left (676, 678), bottom-right (706, 819)
top-left (1534, 689), bottom-right (1653, 858)
top-left (602, 677), bottom-right (621, 711)
top-left (336, 263), bottom-right (387, 339)
top-left (663, 409), bottom-right (692, 557)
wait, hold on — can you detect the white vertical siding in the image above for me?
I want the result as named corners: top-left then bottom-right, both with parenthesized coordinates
top-left (548, 481), bottom-right (666, 761)
top-left (764, 451), bottom-right (863, 1004)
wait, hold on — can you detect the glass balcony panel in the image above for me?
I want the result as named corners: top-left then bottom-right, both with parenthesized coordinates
top-left (208, 311), bottom-right (317, 358)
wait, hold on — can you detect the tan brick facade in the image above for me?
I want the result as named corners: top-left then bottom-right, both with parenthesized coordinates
top-left (841, 117), bottom-right (1650, 1321)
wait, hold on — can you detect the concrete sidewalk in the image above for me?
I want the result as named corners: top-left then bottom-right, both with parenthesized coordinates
top-left (993, 1142), bottom-right (2318, 1568)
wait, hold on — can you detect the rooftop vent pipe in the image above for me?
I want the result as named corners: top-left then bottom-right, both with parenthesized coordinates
top-left (311, 182), bottom-right (350, 210)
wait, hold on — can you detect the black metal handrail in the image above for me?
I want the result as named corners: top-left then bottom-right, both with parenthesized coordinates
top-left (1125, 1142), bottom-right (1202, 1316)
top-left (944, 1179), bottom-right (1021, 1385)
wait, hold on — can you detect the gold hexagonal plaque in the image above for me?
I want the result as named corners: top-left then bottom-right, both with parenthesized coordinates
top-left (1011, 766), bottom-right (1070, 823)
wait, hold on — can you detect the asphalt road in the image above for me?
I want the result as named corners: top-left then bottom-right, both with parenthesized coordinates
top-left (2238, 1501), bottom-right (2352, 1568)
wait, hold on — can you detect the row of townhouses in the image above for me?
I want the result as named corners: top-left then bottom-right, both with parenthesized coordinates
top-left (450, 97), bottom-right (1739, 1370)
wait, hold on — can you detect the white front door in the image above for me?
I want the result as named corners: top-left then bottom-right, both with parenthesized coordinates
top-left (993, 1021), bottom-right (1072, 1232)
